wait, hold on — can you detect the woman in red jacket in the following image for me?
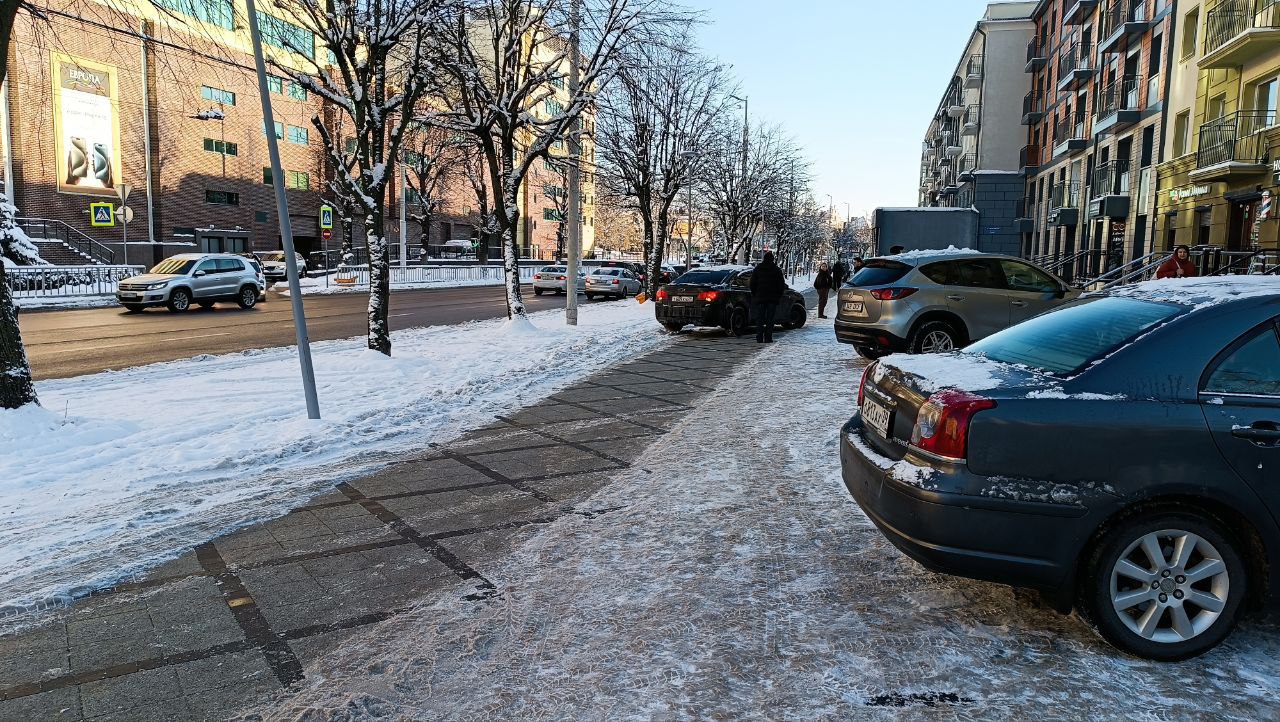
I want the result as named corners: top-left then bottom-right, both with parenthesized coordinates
top-left (1156, 245), bottom-right (1197, 279)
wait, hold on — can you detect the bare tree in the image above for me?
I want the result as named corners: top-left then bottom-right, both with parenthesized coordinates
top-left (596, 41), bottom-right (731, 295)
top-left (422, 0), bottom-right (677, 319)
top-left (271, 0), bottom-right (445, 354)
top-left (404, 125), bottom-right (471, 259)
top-left (701, 121), bottom-right (798, 264)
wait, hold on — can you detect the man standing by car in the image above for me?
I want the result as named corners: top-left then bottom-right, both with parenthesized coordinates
top-left (831, 259), bottom-right (849, 288)
top-left (814, 262), bottom-right (833, 318)
top-left (749, 251), bottom-right (786, 343)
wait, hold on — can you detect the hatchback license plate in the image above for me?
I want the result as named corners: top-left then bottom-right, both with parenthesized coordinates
top-left (673, 295), bottom-right (695, 303)
top-left (861, 397), bottom-right (892, 439)
top-left (843, 300), bottom-right (865, 314)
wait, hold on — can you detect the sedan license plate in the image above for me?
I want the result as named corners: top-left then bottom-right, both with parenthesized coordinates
top-left (673, 295), bottom-right (695, 303)
top-left (842, 300), bottom-right (865, 315)
top-left (861, 397), bottom-right (892, 439)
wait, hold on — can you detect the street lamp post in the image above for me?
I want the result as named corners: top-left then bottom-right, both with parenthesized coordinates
top-left (728, 94), bottom-right (748, 263)
top-left (678, 149), bottom-right (699, 273)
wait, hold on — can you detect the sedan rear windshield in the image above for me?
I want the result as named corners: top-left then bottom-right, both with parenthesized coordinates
top-left (848, 260), bottom-right (910, 287)
top-left (540, 266), bottom-right (566, 273)
top-left (674, 270), bottom-right (732, 285)
top-left (966, 297), bottom-right (1185, 375)
top-left (150, 258), bottom-right (197, 275)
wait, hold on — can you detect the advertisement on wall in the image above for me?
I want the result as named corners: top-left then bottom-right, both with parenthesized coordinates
top-left (51, 53), bottom-right (122, 196)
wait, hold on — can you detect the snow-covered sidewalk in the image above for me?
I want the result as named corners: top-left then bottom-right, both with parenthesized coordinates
top-left (0, 301), bottom-right (668, 613)
top-left (249, 319), bottom-right (1280, 720)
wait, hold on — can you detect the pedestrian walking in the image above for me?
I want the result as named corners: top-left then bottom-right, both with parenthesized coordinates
top-left (1156, 245), bottom-right (1198, 279)
top-left (831, 259), bottom-right (849, 288)
top-left (814, 262), bottom-right (833, 318)
top-left (853, 256), bottom-right (865, 274)
top-left (749, 251), bottom-right (787, 343)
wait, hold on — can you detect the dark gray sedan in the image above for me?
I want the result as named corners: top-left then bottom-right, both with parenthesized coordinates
top-left (841, 276), bottom-right (1280, 660)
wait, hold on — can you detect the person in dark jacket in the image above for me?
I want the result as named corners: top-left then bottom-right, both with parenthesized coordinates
top-left (814, 262), bottom-right (833, 318)
top-left (1156, 245), bottom-right (1198, 279)
top-left (831, 260), bottom-right (849, 287)
top-left (749, 251), bottom-right (787, 343)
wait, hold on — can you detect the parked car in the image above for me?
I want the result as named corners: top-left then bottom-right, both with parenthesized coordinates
top-left (533, 265), bottom-right (586, 295)
top-left (841, 276), bottom-right (1280, 660)
top-left (654, 266), bottom-right (807, 335)
top-left (835, 250), bottom-right (1079, 359)
top-left (585, 268), bottom-right (642, 300)
top-left (660, 265), bottom-right (680, 284)
top-left (587, 260), bottom-right (647, 284)
top-left (116, 253), bottom-right (266, 313)
top-left (256, 251), bottom-right (307, 283)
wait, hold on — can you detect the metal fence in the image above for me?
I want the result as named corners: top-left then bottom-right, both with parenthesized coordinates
top-left (6, 265), bottom-right (145, 298)
top-left (327, 264), bottom-right (539, 286)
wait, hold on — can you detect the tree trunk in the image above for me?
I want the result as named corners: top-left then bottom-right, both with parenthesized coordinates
top-left (366, 206), bottom-right (391, 355)
top-left (501, 186), bottom-right (526, 319)
top-left (0, 265), bottom-right (37, 410)
top-left (340, 215), bottom-right (355, 266)
top-left (647, 207), bottom-right (669, 297)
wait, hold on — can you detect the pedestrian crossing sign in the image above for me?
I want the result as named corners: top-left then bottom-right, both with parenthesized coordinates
top-left (319, 205), bottom-right (334, 230)
top-left (90, 202), bottom-right (115, 227)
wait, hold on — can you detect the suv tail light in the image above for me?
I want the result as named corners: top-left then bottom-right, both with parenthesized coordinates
top-left (858, 362), bottom-right (877, 407)
top-left (656, 289), bottom-right (669, 301)
top-left (697, 290), bottom-right (719, 302)
top-left (869, 287), bottom-right (918, 301)
top-left (910, 389), bottom-right (996, 461)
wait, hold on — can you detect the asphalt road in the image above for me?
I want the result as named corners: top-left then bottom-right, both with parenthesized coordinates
top-left (18, 285), bottom-right (593, 381)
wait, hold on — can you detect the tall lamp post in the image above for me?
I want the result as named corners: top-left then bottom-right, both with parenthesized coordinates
top-left (728, 94), bottom-right (748, 263)
top-left (679, 149), bottom-right (699, 272)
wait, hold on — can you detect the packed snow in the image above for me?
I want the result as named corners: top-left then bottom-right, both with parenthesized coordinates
top-left (883, 245), bottom-right (978, 262)
top-left (1104, 274), bottom-right (1280, 309)
top-left (877, 351), bottom-right (1016, 393)
top-left (0, 301), bottom-right (669, 613)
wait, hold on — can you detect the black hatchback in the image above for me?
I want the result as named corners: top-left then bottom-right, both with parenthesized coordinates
top-left (841, 276), bottom-right (1280, 660)
top-left (655, 266), bottom-right (807, 335)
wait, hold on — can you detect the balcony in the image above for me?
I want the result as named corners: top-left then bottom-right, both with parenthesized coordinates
top-left (1099, 0), bottom-right (1149, 54)
top-left (1202, 0), bottom-right (1280, 69)
top-left (956, 153), bottom-right (978, 182)
top-left (1064, 0), bottom-right (1100, 25)
top-left (1192, 110), bottom-right (1272, 181)
top-left (1020, 144), bottom-right (1043, 175)
top-left (1057, 42), bottom-right (1094, 92)
top-left (1049, 181), bottom-right (1082, 226)
top-left (1022, 91), bottom-right (1045, 125)
top-left (1025, 37), bottom-right (1048, 72)
top-left (1094, 74), bottom-right (1143, 133)
top-left (1088, 159), bottom-right (1133, 219)
top-left (964, 54), bottom-right (984, 89)
top-left (961, 105), bottom-right (981, 136)
top-left (1053, 116), bottom-right (1090, 155)
top-left (1014, 197), bottom-right (1036, 233)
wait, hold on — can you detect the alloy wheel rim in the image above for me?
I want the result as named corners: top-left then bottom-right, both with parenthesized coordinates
top-left (1110, 529), bottom-right (1230, 643)
top-left (174, 294), bottom-right (188, 310)
top-left (242, 289), bottom-right (255, 305)
top-left (921, 331), bottom-right (954, 353)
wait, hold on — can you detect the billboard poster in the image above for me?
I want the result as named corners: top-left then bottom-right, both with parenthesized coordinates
top-left (51, 53), bottom-right (122, 196)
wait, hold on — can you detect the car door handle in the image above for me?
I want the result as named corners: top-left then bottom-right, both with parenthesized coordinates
top-left (946, 295), bottom-right (965, 302)
top-left (1011, 300), bottom-right (1028, 307)
top-left (1231, 422), bottom-right (1280, 443)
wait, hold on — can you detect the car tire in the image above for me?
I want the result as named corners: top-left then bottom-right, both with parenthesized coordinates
top-left (167, 289), bottom-right (192, 313)
top-left (534, 288), bottom-right (544, 296)
top-left (909, 320), bottom-right (960, 354)
top-left (1078, 511), bottom-right (1247, 661)
top-left (724, 305), bottom-right (747, 337)
top-left (662, 322), bottom-right (684, 334)
top-left (123, 304), bottom-right (145, 313)
top-left (236, 286), bottom-right (258, 309)
top-left (854, 345), bottom-right (890, 360)
top-left (787, 304), bottom-right (806, 330)
top-left (585, 293), bottom-right (596, 301)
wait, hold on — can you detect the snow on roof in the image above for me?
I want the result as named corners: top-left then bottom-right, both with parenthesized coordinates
top-left (884, 246), bottom-right (981, 263)
top-left (1104, 275), bottom-right (1280, 310)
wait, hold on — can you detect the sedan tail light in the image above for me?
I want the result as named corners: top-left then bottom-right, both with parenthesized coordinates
top-left (910, 389), bottom-right (996, 461)
top-left (656, 289), bottom-right (669, 301)
top-left (857, 362), bottom-right (877, 407)
top-left (557, 276), bottom-right (567, 281)
top-left (869, 287), bottom-right (918, 301)
top-left (534, 274), bottom-right (543, 280)
top-left (611, 279), bottom-right (620, 285)
top-left (697, 290), bottom-right (719, 302)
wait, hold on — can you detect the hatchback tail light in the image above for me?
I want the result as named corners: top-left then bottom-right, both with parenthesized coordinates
top-left (910, 389), bottom-right (996, 461)
top-left (858, 362), bottom-right (877, 407)
top-left (697, 290), bottom-right (719, 302)
top-left (869, 287), bottom-right (918, 301)
top-left (656, 289), bottom-right (669, 301)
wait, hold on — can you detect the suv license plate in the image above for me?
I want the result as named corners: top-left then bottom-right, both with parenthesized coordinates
top-left (673, 295), bottom-right (695, 303)
top-left (861, 397), bottom-right (892, 439)
top-left (843, 300), bottom-right (865, 314)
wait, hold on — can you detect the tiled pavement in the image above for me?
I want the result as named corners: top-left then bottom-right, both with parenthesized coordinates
top-left (0, 333), bottom-right (767, 721)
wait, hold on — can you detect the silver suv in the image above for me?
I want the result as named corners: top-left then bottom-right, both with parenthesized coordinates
top-left (117, 253), bottom-right (266, 313)
top-left (834, 250), bottom-right (1079, 359)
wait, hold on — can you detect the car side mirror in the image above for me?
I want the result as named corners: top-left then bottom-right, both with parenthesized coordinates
top-left (194, 270), bottom-right (206, 278)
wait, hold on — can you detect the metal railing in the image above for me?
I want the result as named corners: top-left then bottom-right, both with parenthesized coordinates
top-left (16, 217), bottom-right (117, 265)
top-left (1102, 0), bottom-right (1148, 39)
top-left (1196, 109), bottom-right (1272, 168)
top-left (6, 265), bottom-right (145, 298)
top-left (1058, 41), bottom-right (1093, 79)
top-left (1205, 0), bottom-right (1280, 56)
top-left (1202, 248), bottom-right (1280, 275)
top-left (1097, 75), bottom-right (1144, 118)
top-left (1027, 37), bottom-right (1047, 64)
top-left (1094, 251), bottom-right (1166, 289)
top-left (1091, 158), bottom-right (1133, 196)
top-left (962, 105), bottom-right (981, 129)
top-left (1053, 114), bottom-right (1088, 146)
top-left (1020, 143), bottom-right (1043, 168)
top-left (1023, 91), bottom-right (1045, 118)
top-left (966, 54), bottom-right (984, 78)
top-left (328, 264), bottom-right (539, 286)
top-left (1050, 180), bottom-right (1082, 210)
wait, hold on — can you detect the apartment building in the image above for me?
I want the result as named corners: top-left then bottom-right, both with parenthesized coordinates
top-left (919, 2), bottom-right (1036, 256)
top-left (1157, 0), bottom-right (1280, 260)
top-left (1018, 0), bottom-right (1175, 279)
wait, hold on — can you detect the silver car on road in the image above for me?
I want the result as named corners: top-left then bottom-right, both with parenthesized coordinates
top-left (116, 253), bottom-right (267, 313)
top-left (834, 250), bottom-right (1079, 358)
top-left (584, 267), bottom-right (642, 300)
top-left (532, 265), bottom-right (586, 295)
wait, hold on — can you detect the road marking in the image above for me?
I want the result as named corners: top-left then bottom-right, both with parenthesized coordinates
top-left (390, 313), bottom-right (415, 318)
top-left (41, 332), bottom-right (233, 354)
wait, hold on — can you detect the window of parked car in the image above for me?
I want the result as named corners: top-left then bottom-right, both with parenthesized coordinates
top-left (195, 260), bottom-right (219, 275)
top-left (675, 270), bottom-right (733, 285)
top-left (950, 259), bottom-right (1006, 289)
top-left (731, 272), bottom-right (752, 288)
top-left (849, 260), bottom-right (910, 287)
top-left (151, 258), bottom-right (197, 275)
top-left (1204, 322), bottom-right (1280, 396)
top-left (999, 260), bottom-right (1060, 294)
top-left (966, 297), bottom-right (1184, 376)
top-left (216, 258), bottom-right (245, 273)
top-left (919, 262), bottom-right (953, 285)
top-left (540, 266), bottom-right (566, 273)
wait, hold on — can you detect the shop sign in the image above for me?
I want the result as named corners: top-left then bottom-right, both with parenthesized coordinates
top-left (1167, 185), bottom-right (1210, 201)
top-left (52, 54), bottom-right (122, 197)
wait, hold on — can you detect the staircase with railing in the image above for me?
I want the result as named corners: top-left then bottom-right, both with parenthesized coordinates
top-left (16, 217), bottom-right (116, 265)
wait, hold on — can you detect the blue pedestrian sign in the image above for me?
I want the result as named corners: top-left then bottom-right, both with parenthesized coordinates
top-left (319, 205), bottom-right (334, 230)
top-left (90, 202), bottom-right (115, 227)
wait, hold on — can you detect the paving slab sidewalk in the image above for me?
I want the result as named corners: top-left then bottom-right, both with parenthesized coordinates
top-left (0, 332), bottom-right (768, 721)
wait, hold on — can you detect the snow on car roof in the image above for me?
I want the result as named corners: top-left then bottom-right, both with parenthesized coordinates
top-left (880, 246), bottom-right (981, 264)
top-left (1103, 275), bottom-right (1280, 310)
top-left (874, 351), bottom-right (1013, 393)
top-left (689, 265), bottom-right (753, 272)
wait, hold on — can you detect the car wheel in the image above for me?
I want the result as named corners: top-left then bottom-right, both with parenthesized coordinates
top-left (910, 320), bottom-right (959, 354)
top-left (236, 286), bottom-right (258, 309)
top-left (724, 305), bottom-right (747, 337)
top-left (198, 301), bottom-right (216, 310)
top-left (788, 304), bottom-right (807, 330)
top-left (1078, 511), bottom-right (1247, 661)
top-left (167, 289), bottom-right (192, 313)
top-left (534, 288), bottom-right (544, 296)
top-left (662, 322), bottom-right (684, 334)
top-left (585, 294), bottom-right (596, 301)
top-left (123, 304), bottom-right (145, 313)
top-left (854, 345), bottom-right (890, 360)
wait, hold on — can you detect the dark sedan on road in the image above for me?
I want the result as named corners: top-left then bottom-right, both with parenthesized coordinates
top-left (841, 276), bottom-right (1280, 660)
top-left (655, 266), bottom-right (807, 335)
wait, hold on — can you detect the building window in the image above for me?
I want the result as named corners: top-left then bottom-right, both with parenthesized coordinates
top-left (286, 171), bottom-right (310, 190)
top-left (543, 159), bottom-right (564, 173)
top-left (205, 189), bottom-right (239, 205)
top-left (262, 167), bottom-right (273, 184)
top-left (155, 0), bottom-right (233, 30)
top-left (1181, 8), bottom-right (1198, 60)
top-left (201, 85), bottom-right (235, 106)
top-left (1173, 110), bottom-right (1191, 157)
top-left (203, 138), bottom-right (238, 156)
top-left (544, 184), bottom-right (565, 198)
top-left (267, 76), bottom-right (283, 94)
top-left (264, 120), bottom-right (284, 139)
top-left (544, 98), bottom-right (563, 116)
top-left (255, 211), bottom-right (269, 223)
top-left (1197, 207), bottom-right (1212, 246)
top-left (345, 138), bottom-right (358, 155)
top-left (1254, 76), bottom-right (1279, 127)
top-left (260, 14), bottom-right (315, 56)
top-left (287, 81), bottom-right (308, 100)
top-left (287, 125), bottom-right (309, 145)
top-left (1208, 94), bottom-right (1227, 121)
top-left (550, 76), bottom-right (565, 90)
top-left (543, 208), bottom-right (563, 221)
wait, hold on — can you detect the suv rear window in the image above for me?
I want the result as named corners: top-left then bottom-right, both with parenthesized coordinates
top-left (966, 297), bottom-right (1184, 375)
top-left (849, 260), bottom-right (909, 287)
top-left (675, 270), bottom-right (732, 285)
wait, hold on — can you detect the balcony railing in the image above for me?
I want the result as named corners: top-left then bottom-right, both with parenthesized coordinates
top-left (1196, 109), bottom-right (1272, 169)
top-left (962, 105), bottom-right (981, 134)
top-left (966, 54), bottom-right (984, 78)
top-left (1051, 180), bottom-right (1082, 210)
top-left (1023, 91), bottom-right (1045, 121)
top-left (1057, 42), bottom-right (1093, 82)
top-left (1020, 144), bottom-right (1043, 170)
top-left (1053, 113), bottom-right (1089, 146)
top-left (1026, 37), bottom-right (1047, 69)
top-left (1097, 74), bottom-right (1143, 118)
top-left (1101, 0), bottom-right (1148, 42)
top-left (1205, 0), bottom-right (1280, 58)
top-left (1091, 159), bottom-right (1132, 196)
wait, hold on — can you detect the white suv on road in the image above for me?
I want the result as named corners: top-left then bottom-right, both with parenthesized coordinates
top-left (116, 253), bottom-right (266, 313)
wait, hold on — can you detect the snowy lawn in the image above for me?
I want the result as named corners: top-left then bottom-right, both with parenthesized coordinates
top-left (0, 301), bottom-right (669, 613)
top-left (249, 319), bottom-right (1280, 720)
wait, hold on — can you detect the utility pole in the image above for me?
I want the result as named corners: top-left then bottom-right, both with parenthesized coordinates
top-left (565, 0), bottom-right (582, 325)
top-left (399, 156), bottom-right (408, 269)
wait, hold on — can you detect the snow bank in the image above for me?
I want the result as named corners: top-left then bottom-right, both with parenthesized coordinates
top-left (1, 201), bottom-right (45, 266)
top-left (0, 301), bottom-right (669, 612)
top-left (1105, 275), bottom-right (1280, 309)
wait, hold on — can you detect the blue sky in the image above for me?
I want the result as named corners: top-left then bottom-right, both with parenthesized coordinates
top-left (690, 0), bottom-right (1002, 220)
